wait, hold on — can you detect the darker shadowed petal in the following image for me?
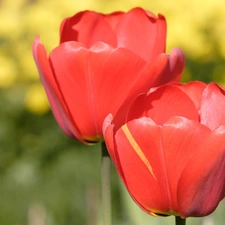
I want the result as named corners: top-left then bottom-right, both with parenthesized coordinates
top-left (127, 85), bottom-right (199, 125)
top-left (60, 11), bottom-right (117, 47)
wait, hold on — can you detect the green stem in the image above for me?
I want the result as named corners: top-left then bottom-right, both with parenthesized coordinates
top-left (175, 216), bottom-right (186, 225)
top-left (101, 142), bottom-right (112, 225)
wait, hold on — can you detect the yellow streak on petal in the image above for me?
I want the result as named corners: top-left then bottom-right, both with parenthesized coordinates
top-left (122, 124), bottom-right (157, 181)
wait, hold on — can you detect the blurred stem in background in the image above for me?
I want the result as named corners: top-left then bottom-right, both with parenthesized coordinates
top-left (101, 142), bottom-right (112, 225)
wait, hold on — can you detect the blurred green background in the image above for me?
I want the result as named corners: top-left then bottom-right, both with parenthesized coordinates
top-left (0, 0), bottom-right (225, 224)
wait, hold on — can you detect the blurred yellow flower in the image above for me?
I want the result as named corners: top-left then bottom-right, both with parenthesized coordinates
top-left (24, 83), bottom-right (49, 114)
top-left (0, 56), bottom-right (17, 88)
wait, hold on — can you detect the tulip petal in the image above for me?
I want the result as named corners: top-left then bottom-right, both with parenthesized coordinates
top-left (130, 48), bottom-right (185, 98)
top-left (161, 117), bottom-right (212, 213)
top-left (103, 11), bottom-right (124, 30)
top-left (60, 11), bottom-right (117, 48)
top-left (113, 49), bottom-right (185, 129)
top-left (166, 48), bottom-right (186, 80)
top-left (114, 7), bottom-right (166, 62)
top-left (123, 48), bottom-right (186, 96)
top-left (105, 116), bottom-right (222, 216)
top-left (175, 81), bottom-right (207, 110)
top-left (32, 36), bottom-right (83, 142)
top-left (49, 41), bottom-right (147, 141)
top-left (177, 125), bottom-right (225, 217)
top-left (117, 116), bottom-right (214, 214)
top-left (114, 117), bottom-right (171, 214)
top-left (127, 85), bottom-right (199, 125)
top-left (200, 83), bottom-right (225, 130)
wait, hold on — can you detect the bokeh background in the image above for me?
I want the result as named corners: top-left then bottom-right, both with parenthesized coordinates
top-left (0, 0), bottom-right (225, 224)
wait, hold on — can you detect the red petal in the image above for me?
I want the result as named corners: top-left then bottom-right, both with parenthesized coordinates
top-left (103, 11), bottom-right (124, 30)
top-left (60, 11), bottom-right (117, 48)
top-left (103, 113), bottom-right (133, 199)
top-left (114, 7), bottom-right (166, 62)
top-left (111, 116), bottom-right (219, 215)
top-left (113, 48), bottom-right (185, 129)
top-left (107, 114), bottom-right (225, 217)
top-left (132, 48), bottom-right (185, 94)
top-left (165, 48), bottom-right (185, 80)
top-left (114, 117), bottom-right (170, 214)
top-left (200, 83), bottom-right (225, 130)
top-left (175, 81), bottom-right (206, 110)
top-left (177, 125), bottom-right (225, 217)
top-left (161, 117), bottom-right (212, 213)
top-left (49, 41), bottom-right (146, 140)
top-left (32, 36), bottom-right (83, 142)
top-left (127, 85), bottom-right (199, 125)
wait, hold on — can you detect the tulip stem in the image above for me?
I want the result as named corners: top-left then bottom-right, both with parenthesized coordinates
top-left (175, 216), bottom-right (186, 225)
top-left (101, 141), bottom-right (112, 225)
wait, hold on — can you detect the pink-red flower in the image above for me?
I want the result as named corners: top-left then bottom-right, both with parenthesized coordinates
top-left (32, 7), bottom-right (185, 144)
top-left (103, 81), bottom-right (225, 218)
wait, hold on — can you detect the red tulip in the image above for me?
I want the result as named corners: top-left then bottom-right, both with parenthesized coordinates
top-left (32, 7), bottom-right (185, 144)
top-left (103, 81), bottom-right (225, 218)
